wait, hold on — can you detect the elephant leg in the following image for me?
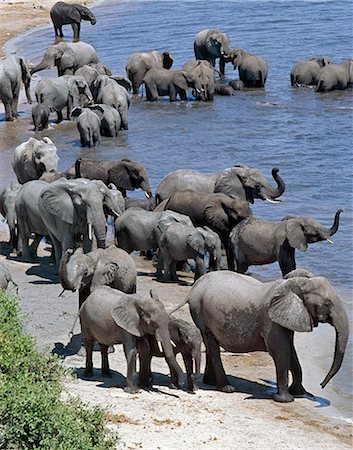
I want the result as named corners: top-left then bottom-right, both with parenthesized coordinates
top-left (100, 344), bottom-right (112, 377)
top-left (219, 57), bottom-right (226, 77)
top-left (11, 94), bottom-right (19, 118)
top-left (71, 23), bottom-right (80, 41)
top-left (4, 102), bottom-right (14, 121)
top-left (138, 336), bottom-right (152, 388)
top-left (278, 245), bottom-right (296, 276)
top-left (202, 329), bottom-right (234, 392)
top-left (29, 233), bottom-right (42, 259)
top-left (181, 351), bottom-right (195, 392)
top-left (178, 89), bottom-right (187, 101)
top-left (168, 83), bottom-right (177, 102)
top-left (123, 335), bottom-right (139, 393)
top-left (194, 255), bottom-right (205, 281)
top-left (170, 260), bottom-right (179, 282)
top-left (83, 337), bottom-right (94, 377)
top-left (56, 110), bottom-right (64, 123)
top-left (119, 107), bottom-right (128, 130)
top-left (288, 337), bottom-right (307, 397)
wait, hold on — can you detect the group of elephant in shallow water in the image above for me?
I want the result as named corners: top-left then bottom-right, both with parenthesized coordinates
top-left (0, 2), bottom-right (349, 403)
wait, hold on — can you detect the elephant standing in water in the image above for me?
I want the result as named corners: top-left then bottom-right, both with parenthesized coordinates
top-left (182, 60), bottom-right (215, 101)
top-left (0, 54), bottom-right (32, 121)
top-left (230, 209), bottom-right (343, 276)
top-left (50, 1), bottom-right (96, 41)
top-left (316, 59), bottom-right (353, 92)
top-left (172, 269), bottom-right (349, 402)
top-left (70, 106), bottom-right (101, 148)
top-left (290, 56), bottom-right (331, 86)
top-left (232, 48), bottom-right (268, 88)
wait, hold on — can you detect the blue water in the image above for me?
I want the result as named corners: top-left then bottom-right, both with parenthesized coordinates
top-left (1, 0), bottom-right (352, 422)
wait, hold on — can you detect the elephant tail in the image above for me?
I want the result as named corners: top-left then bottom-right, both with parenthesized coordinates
top-left (315, 80), bottom-right (324, 92)
top-left (168, 297), bottom-right (189, 315)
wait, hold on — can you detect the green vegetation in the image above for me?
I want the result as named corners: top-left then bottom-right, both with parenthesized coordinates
top-left (0, 291), bottom-right (118, 449)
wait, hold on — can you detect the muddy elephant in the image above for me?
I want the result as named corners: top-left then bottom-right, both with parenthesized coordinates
top-left (0, 181), bottom-right (21, 251)
top-left (50, 1), bottom-right (96, 41)
top-left (172, 269), bottom-right (349, 402)
top-left (290, 56), bottom-right (331, 86)
top-left (193, 29), bottom-right (233, 76)
top-left (0, 54), bottom-right (32, 121)
top-left (230, 209), bottom-right (343, 276)
top-left (316, 59), bottom-right (353, 92)
top-left (12, 137), bottom-right (59, 184)
top-left (232, 48), bottom-right (268, 88)
top-left (182, 60), bottom-right (215, 101)
top-left (71, 106), bottom-right (101, 148)
top-left (126, 50), bottom-right (174, 95)
top-left (31, 41), bottom-right (99, 76)
top-left (80, 286), bottom-right (184, 393)
top-left (155, 165), bottom-right (285, 205)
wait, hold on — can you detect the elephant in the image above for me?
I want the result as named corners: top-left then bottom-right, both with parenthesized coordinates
top-left (69, 157), bottom-right (152, 199)
top-left (74, 63), bottom-right (112, 90)
top-left (32, 103), bottom-right (50, 132)
top-left (290, 56), bottom-right (331, 86)
top-left (0, 261), bottom-right (18, 292)
top-left (214, 83), bottom-right (235, 96)
top-left (172, 269), bottom-right (349, 403)
top-left (125, 50), bottom-right (174, 95)
top-left (164, 190), bottom-right (252, 269)
top-left (0, 181), bottom-right (22, 251)
top-left (124, 196), bottom-right (156, 211)
top-left (50, 1), bottom-right (96, 42)
top-left (38, 178), bottom-right (121, 268)
top-left (182, 60), bottom-right (215, 101)
top-left (0, 54), bottom-right (32, 121)
top-left (12, 137), bottom-right (59, 184)
top-left (30, 41), bottom-right (99, 76)
top-left (155, 165), bottom-right (285, 205)
top-left (142, 68), bottom-right (197, 102)
top-left (230, 209), bottom-right (343, 276)
top-left (228, 79), bottom-right (244, 91)
top-left (84, 104), bottom-right (121, 137)
top-left (193, 29), bottom-right (233, 76)
top-left (316, 59), bottom-right (353, 92)
top-left (71, 106), bottom-right (101, 147)
top-left (92, 75), bottom-right (131, 129)
top-left (232, 48), bottom-right (268, 88)
top-left (157, 223), bottom-right (222, 282)
top-left (80, 286), bottom-right (184, 393)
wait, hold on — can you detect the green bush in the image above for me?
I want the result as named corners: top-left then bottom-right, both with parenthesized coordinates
top-left (0, 291), bottom-right (118, 449)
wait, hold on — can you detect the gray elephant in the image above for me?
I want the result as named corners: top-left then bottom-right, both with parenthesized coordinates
top-left (230, 209), bottom-right (343, 276)
top-left (0, 261), bottom-right (18, 292)
top-left (35, 74), bottom-right (93, 122)
top-left (172, 269), bottom-right (349, 403)
top-left (92, 75), bottom-right (131, 129)
top-left (158, 223), bottom-right (222, 282)
top-left (0, 181), bottom-right (21, 251)
top-left (232, 48), bottom-right (268, 88)
top-left (182, 60), bottom-right (215, 101)
top-left (38, 178), bottom-right (120, 268)
top-left (30, 41), bottom-right (99, 76)
top-left (84, 104), bottom-right (121, 136)
top-left (80, 286), bottom-right (184, 393)
top-left (0, 54), bottom-right (32, 121)
top-left (316, 59), bottom-right (353, 92)
top-left (12, 137), bottom-right (59, 184)
top-left (214, 82), bottom-right (235, 96)
top-left (143, 68), bottom-right (197, 102)
top-left (290, 56), bottom-right (331, 86)
top-left (228, 79), bottom-right (244, 91)
top-left (50, 1), bottom-right (96, 42)
top-left (74, 63), bottom-right (112, 90)
top-left (32, 103), bottom-right (50, 132)
top-left (71, 106), bottom-right (101, 147)
top-left (193, 29), bottom-right (233, 76)
top-left (155, 165), bottom-right (285, 205)
top-left (125, 50), bottom-right (174, 95)
top-left (124, 196), bottom-right (156, 211)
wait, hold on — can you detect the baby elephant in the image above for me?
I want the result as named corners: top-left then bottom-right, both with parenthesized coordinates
top-left (71, 106), bottom-right (101, 147)
top-left (0, 261), bottom-right (18, 292)
top-left (32, 103), bottom-right (50, 132)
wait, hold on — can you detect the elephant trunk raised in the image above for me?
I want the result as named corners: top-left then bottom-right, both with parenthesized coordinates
top-left (156, 326), bottom-right (184, 385)
top-left (262, 168), bottom-right (286, 203)
top-left (329, 209), bottom-right (344, 237)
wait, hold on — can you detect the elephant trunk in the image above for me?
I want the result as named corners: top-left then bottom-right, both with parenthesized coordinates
top-left (271, 167), bottom-right (286, 198)
top-left (329, 209), bottom-right (344, 236)
top-left (59, 249), bottom-right (78, 291)
top-left (157, 326), bottom-right (184, 385)
top-left (30, 58), bottom-right (51, 75)
top-left (320, 302), bottom-right (349, 388)
top-left (88, 204), bottom-right (107, 249)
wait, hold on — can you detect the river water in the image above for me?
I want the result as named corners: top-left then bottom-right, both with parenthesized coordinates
top-left (1, 0), bottom-right (352, 422)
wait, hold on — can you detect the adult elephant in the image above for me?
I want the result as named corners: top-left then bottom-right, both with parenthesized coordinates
top-left (126, 50), bottom-right (174, 95)
top-left (155, 165), bottom-right (285, 205)
top-left (74, 63), bottom-right (112, 90)
top-left (232, 48), bottom-right (268, 88)
top-left (172, 269), bottom-right (349, 402)
top-left (0, 54), bottom-right (32, 121)
top-left (164, 190), bottom-right (252, 269)
top-left (30, 41), bottom-right (99, 77)
top-left (290, 56), bottom-right (331, 86)
top-left (70, 158), bottom-right (152, 198)
top-left (35, 74), bottom-right (93, 122)
top-left (70, 106), bottom-right (101, 148)
top-left (12, 137), bottom-right (59, 184)
top-left (193, 29), bottom-right (233, 76)
top-left (80, 286), bottom-right (184, 393)
top-left (38, 178), bottom-right (120, 268)
top-left (0, 182), bottom-right (22, 251)
top-left (143, 68), bottom-right (197, 102)
top-left (50, 1), bottom-right (96, 42)
top-left (316, 59), bottom-right (353, 92)
top-left (182, 60), bottom-right (215, 101)
top-left (230, 209), bottom-right (343, 276)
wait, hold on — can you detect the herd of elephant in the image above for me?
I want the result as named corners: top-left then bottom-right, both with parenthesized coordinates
top-left (0, 2), bottom-right (349, 403)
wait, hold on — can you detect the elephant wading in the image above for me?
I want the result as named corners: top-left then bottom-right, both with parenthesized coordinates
top-left (32, 103), bottom-right (50, 132)
top-left (75, 63), bottom-right (112, 90)
top-left (172, 269), bottom-right (349, 402)
top-left (126, 50), bottom-right (174, 95)
top-left (232, 48), bottom-right (268, 88)
top-left (290, 56), bottom-right (331, 86)
top-left (0, 182), bottom-right (21, 251)
top-left (316, 59), bottom-right (353, 92)
top-left (230, 209), bottom-right (343, 276)
top-left (143, 68), bottom-right (197, 102)
top-left (80, 286), bottom-right (184, 393)
top-left (71, 106), bottom-right (101, 148)
top-left (83, 104), bottom-right (121, 137)
top-left (0, 54), bottom-right (32, 121)
top-left (182, 60), bottom-right (215, 101)
top-left (50, 1), bottom-right (96, 42)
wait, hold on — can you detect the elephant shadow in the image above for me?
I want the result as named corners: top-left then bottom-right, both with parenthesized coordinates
top-left (0, 239), bottom-right (13, 257)
top-left (25, 260), bottom-right (60, 284)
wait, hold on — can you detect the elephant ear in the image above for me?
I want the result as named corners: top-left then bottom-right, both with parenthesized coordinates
top-left (204, 197), bottom-right (228, 232)
top-left (111, 296), bottom-right (143, 337)
top-left (268, 281), bottom-right (312, 332)
top-left (40, 182), bottom-right (74, 223)
top-left (285, 219), bottom-right (307, 252)
top-left (23, 138), bottom-right (40, 179)
top-left (187, 230), bottom-right (205, 254)
top-left (108, 160), bottom-right (141, 191)
top-left (68, 7), bottom-right (81, 22)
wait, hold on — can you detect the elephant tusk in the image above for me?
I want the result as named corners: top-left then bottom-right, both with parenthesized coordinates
top-left (157, 341), bottom-right (164, 353)
top-left (265, 197), bottom-right (282, 204)
top-left (144, 191), bottom-right (151, 199)
top-left (88, 223), bottom-right (93, 240)
top-left (111, 209), bottom-right (120, 217)
top-left (58, 288), bottom-right (65, 298)
top-left (170, 339), bottom-right (177, 348)
top-left (327, 239), bottom-right (334, 244)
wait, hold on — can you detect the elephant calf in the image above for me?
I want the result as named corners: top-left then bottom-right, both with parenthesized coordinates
top-left (71, 107), bottom-right (101, 148)
top-left (0, 261), bottom-right (18, 292)
top-left (0, 181), bottom-right (22, 251)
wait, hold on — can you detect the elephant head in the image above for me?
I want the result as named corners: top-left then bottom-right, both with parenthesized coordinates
top-left (268, 269), bottom-right (349, 388)
top-left (231, 48), bottom-right (246, 69)
top-left (67, 75), bottom-right (93, 107)
top-left (206, 31), bottom-right (231, 58)
top-left (183, 61), bottom-right (215, 101)
top-left (22, 137), bottom-right (59, 181)
top-left (70, 5), bottom-right (96, 25)
top-left (31, 42), bottom-right (70, 75)
top-left (187, 227), bottom-right (222, 270)
top-left (60, 247), bottom-right (97, 292)
top-left (108, 159), bottom-right (152, 199)
top-left (215, 165), bottom-right (285, 204)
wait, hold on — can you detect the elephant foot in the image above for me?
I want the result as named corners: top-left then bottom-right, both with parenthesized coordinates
top-left (273, 391), bottom-right (294, 403)
top-left (168, 382), bottom-right (180, 390)
top-left (124, 385), bottom-right (140, 394)
top-left (187, 384), bottom-right (197, 393)
top-left (219, 384), bottom-right (236, 393)
top-left (289, 384), bottom-right (313, 398)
